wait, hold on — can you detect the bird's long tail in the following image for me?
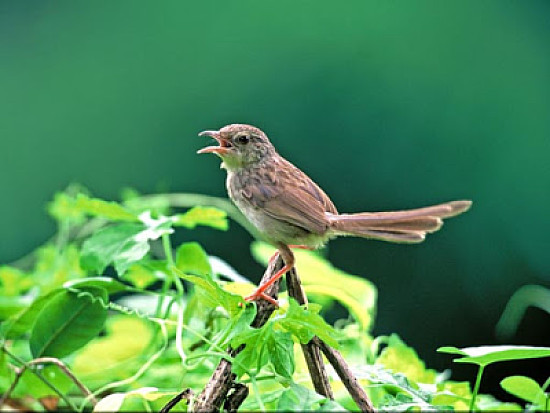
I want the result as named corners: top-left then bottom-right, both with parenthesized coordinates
top-left (327, 200), bottom-right (472, 243)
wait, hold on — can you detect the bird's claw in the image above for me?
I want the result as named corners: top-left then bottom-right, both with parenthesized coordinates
top-left (244, 291), bottom-right (279, 307)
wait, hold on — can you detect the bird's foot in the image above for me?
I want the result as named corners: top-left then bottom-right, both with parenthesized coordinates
top-left (244, 291), bottom-right (279, 307)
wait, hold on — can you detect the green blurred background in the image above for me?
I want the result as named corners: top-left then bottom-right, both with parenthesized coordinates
top-left (1, 0), bottom-right (549, 393)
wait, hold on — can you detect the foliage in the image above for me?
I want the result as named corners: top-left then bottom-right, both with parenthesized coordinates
top-left (0, 188), bottom-right (547, 411)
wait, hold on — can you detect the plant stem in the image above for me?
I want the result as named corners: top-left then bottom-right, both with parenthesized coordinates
top-left (155, 234), bottom-right (177, 318)
top-left (470, 365), bottom-right (484, 412)
top-left (161, 233), bottom-right (188, 365)
top-left (1, 346), bottom-right (79, 411)
top-left (250, 375), bottom-right (265, 411)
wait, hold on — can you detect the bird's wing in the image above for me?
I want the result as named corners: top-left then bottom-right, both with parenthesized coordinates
top-left (240, 158), bottom-right (337, 235)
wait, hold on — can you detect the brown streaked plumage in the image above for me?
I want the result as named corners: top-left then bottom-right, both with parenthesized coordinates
top-left (198, 124), bottom-right (472, 305)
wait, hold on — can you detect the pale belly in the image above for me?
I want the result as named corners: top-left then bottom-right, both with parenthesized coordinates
top-left (228, 181), bottom-right (328, 248)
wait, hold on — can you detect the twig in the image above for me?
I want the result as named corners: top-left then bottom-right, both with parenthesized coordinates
top-left (0, 351), bottom-right (90, 410)
top-left (31, 357), bottom-right (97, 405)
top-left (313, 337), bottom-right (375, 413)
top-left (159, 389), bottom-right (193, 413)
top-left (223, 382), bottom-right (249, 412)
top-left (286, 267), bottom-right (374, 412)
top-left (0, 365), bottom-right (24, 408)
top-left (285, 268), bottom-right (334, 399)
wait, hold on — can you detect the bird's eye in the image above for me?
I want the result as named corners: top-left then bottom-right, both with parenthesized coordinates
top-left (236, 135), bottom-right (250, 144)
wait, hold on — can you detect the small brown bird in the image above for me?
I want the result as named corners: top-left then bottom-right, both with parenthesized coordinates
top-left (198, 124), bottom-right (471, 305)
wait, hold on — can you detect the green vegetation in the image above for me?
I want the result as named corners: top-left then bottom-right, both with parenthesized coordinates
top-left (1, 187), bottom-right (548, 411)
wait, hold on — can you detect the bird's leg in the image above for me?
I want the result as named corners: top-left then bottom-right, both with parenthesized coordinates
top-left (289, 244), bottom-right (314, 250)
top-left (245, 244), bottom-right (295, 305)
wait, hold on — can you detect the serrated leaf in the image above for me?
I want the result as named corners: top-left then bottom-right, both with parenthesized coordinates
top-left (437, 345), bottom-right (550, 367)
top-left (501, 376), bottom-right (546, 405)
top-left (176, 269), bottom-right (243, 317)
top-left (230, 323), bottom-right (270, 376)
top-left (277, 299), bottom-right (340, 348)
top-left (73, 194), bottom-right (137, 221)
top-left (174, 206), bottom-right (228, 230)
top-left (252, 241), bottom-right (376, 332)
top-left (267, 330), bottom-right (295, 379)
top-left (48, 192), bottom-right (137, 223)
top-left (222, 304), bottom-right (257, 346)
top-left (376, 334), bottom-right (437, 384)
top-left (30, 287), bottom-right (108, 358)
top-left (176, 242), bottom-right (211, 276)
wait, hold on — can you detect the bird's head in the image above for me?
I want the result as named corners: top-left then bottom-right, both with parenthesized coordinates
top-left (197, 124), bottom-right (275, 170)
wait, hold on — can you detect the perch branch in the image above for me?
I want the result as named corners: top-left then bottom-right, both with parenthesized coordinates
top-left (285, 268), bottom-right (334, 399)
top-left (313, 337), bottom-right (375, 412)
top-left (285, 268), bottom-right (374, 412)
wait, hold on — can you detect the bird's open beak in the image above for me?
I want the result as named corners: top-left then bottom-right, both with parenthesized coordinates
top-left (197, 130), bottom-right (232, 155)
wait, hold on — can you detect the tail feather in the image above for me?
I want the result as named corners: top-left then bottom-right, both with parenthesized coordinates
top-left (327, 200), bottom-right (471, 244)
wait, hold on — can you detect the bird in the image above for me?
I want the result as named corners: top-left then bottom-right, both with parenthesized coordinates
top-left (198, 124), bottom-right (472, 306)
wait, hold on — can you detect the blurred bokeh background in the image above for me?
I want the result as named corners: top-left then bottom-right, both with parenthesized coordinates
top-left (1, 0), bottom-right (549, 396)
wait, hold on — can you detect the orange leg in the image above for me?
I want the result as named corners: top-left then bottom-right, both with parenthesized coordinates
top-left (245, 244), bottom-right (295, 306)
top-left (288, 244), bottom-right (314, 250)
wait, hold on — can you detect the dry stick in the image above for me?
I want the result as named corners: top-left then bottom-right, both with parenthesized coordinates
top-left (285, 269), bottom-right (375, 413)
top-left (313, 338), bottom-right (375, 413)
top-left (285, 267), bottom-right (334, 400)
top-left (191, 257), bottom-right (283, 412)
top-left (223, 383), bottom-right (249, 413)
top-left (159, 389), bottom-right (194, 413)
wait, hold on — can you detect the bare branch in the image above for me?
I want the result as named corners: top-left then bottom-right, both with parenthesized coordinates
top-left (285, 268), bottom-right (334, 399)
top-left (313, 337), bottom-right (375, 413)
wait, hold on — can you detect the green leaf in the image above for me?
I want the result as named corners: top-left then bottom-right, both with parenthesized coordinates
top-left (376, 334), bottom-right (437, 384)
top-left (174, 206), bottom-right (228, 230)
top-left (230, 324), bottom-right (270, 376)
top-left (277, 383), bottom-right (341, 411)
top-left (437, 345), bottom-right (550, 367)
top-left (176, 269), bottom-right (243, 317)
top-left (222, 304), bottom-right (257, 346)
top-left (73, 193), bottom-right (137, 221)
top-left (64, 276), bottom-right (133, 294)
top-left (81, 223), bottom-right (148, 274)
top-left (277, 299), bottom-right (340, 348)
top-left (1, 289), bottom-right (65, 339)
top-left (30, 287), bottom-right (108, 358)
top-left (0, 296), bottom-right (28, 320)
top-left (176, 242), bottom-right (212, 276)
top-left (267, 329), bottom-right (295, 379)
top-left (48, 192), bottom-right (137, 223)
top-left (501, 376), bottom-right (546, 405)
top-left (122, 263), bottom-right (160, 289)
top-left (81, 212), bottom-right (175, 275)
top-left (353, 364), bottom-right (435, 409)
top-left (252, 241), bottom-right (376, 332)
